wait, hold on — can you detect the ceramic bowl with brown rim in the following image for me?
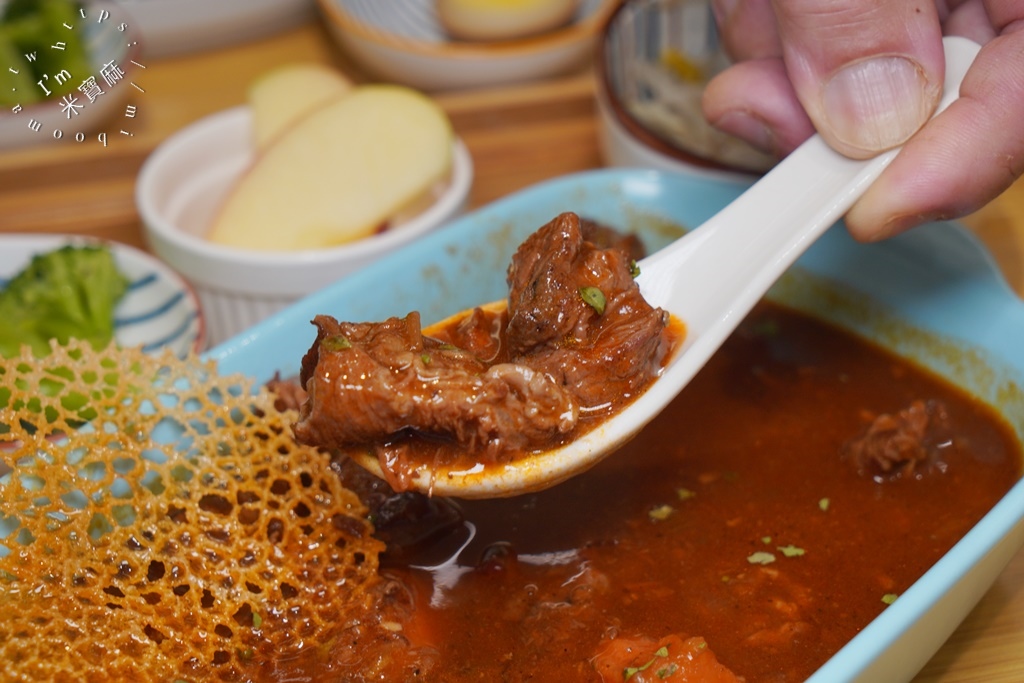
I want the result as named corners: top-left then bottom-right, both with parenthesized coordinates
top-left (595, 0), bottom-right (775, 180)
top-left (318, 0), bottom-right (618, 90)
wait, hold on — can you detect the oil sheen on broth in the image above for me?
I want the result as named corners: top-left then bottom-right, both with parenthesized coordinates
top-left (319, 301), bottom-right (1022, 682)
top-left (287, 215), bottom-right (1021, 680)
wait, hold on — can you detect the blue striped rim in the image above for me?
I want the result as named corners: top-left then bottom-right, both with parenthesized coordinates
top-left (342, 0), bottom-right (443, 41)
top-left (127, 273), bottom-right (159, 291)
top-left (114, 292), bottom-right (186, 326)
top-left (140, 312), bottom-right (200, 354)
top-left (2, 251), bottom-right (201, 358)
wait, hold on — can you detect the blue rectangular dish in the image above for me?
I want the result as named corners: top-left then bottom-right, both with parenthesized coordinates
top-left (208, 168), bottom-right (1024, 682)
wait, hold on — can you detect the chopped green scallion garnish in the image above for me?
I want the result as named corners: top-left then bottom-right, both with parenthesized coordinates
top-left (747, 551), bottom-right (776, 565)
top-left (648, 504), bottom-right (673, 521)
top-left (579, 286), bottom-right (607, 315)
top-left (629, 260), bottom-right (641, 278)
top-left (881, 593), bottom-right (898, 605)
top-left (656, 663), bottom-right (679, 678)
top-left (624, 646), bottom-right (670, 680)
top-left (322, 335), bottom-right (352, 351)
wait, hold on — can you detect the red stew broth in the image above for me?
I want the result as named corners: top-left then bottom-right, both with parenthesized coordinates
top-left (342, 301), bottom-right (1023, 681)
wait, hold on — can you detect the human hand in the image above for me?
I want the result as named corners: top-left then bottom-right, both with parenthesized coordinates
top-left (702, 0), bottom-right (1024, 241)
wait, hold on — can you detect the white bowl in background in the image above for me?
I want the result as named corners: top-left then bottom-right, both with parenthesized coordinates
top-left (115, 0), bottom-right (316, 59)
top-left (0, 234), bottom-right (205, 357)
top-left (317, 0), bottom-right (617, 90)
top-left (136, 105), bottom-right (474, 347)
top-left (595, 0), bottom-right (774, 179)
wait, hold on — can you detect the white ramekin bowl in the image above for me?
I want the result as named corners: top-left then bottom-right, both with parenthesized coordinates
top-left (136, 105), bottom-right (473, 347)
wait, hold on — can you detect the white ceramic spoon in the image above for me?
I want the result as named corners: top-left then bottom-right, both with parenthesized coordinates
top-left (355, 36), bottom-right (980, 498)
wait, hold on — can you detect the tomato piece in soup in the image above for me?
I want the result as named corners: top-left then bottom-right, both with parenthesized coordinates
top-left (592, 634), bottom-right (742, 683)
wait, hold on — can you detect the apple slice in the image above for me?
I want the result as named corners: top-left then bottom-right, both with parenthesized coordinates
top-left (248, 63), bottom-right (353, 152)
top-left (208, 85), bottom-right (454, 252)
top-left (436, 0), bottom-right (580, 41)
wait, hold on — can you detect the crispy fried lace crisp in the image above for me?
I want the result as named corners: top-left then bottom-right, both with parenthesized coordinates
top-left (0, 341), bottom-right (385, 682)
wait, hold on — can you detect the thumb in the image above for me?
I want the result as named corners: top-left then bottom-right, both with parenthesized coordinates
top-left (772, 0), bottom-right (946, 159)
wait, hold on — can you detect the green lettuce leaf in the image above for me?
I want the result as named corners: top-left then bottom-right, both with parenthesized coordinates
top-left (0, 244), bottom-right (129, 358)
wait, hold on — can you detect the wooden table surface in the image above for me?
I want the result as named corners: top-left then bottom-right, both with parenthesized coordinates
top-left (3, 19), bottom-right (1024, 683)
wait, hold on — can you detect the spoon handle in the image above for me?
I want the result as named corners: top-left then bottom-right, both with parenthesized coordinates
top-left (638, 36), bottom-right (981, 346)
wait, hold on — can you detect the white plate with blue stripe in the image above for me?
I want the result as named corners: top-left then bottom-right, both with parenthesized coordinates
top-left (0, 1), bottom-right (143, 150)
top-left (0, 234), bottom-right (205, 357)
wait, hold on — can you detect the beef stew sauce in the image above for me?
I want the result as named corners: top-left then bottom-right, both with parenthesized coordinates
top-left (308, 301), bottom-right (1020, 682)
top-left (284, 216), bottom-right (1021, 681)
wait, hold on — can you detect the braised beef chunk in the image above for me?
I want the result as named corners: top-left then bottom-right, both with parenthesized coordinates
top-left (443, 306), bottom-right (504, 363)
top-left (293, 212), bottom-right (673, 480)
top-left (579, 217), bottom-right (646, 262)
top-left (505, 212), bottom-right (605, 354)
top-left (294, 311), bottom-right (579, 453)
top-left (266, 372), bottom-right (308, 413)
top-left (843, 399), bottom-right (952, 478)
top-left (506, 212), bottom-right (670, 407)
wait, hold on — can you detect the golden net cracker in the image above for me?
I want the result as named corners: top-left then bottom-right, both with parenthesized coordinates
top-left (0, 340), bottom-right (386, 682)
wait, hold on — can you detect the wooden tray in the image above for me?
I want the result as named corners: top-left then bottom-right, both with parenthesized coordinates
top-left (2, 20), bottom-right (1024, 682)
